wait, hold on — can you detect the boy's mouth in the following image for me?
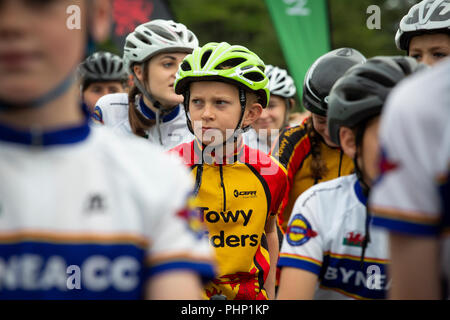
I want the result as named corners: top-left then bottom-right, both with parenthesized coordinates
top-left (0, 51), bottom-right (40, 69)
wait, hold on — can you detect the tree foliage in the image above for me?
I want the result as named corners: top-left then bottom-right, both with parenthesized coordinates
top-left (168, 0), bottom-right (419, 68)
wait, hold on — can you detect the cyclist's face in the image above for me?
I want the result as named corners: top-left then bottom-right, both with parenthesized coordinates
top-left (83, 81), bottom-right (126, 113)
top-left (311, 113), bottom-right (338, 148)
top-left (252, 95), bottom-right (286, 133)
top-left (189, 81), bottom-right (261, 147)
top-left (408, 33), bottom-right (450, 66)
top-left (0, 0), bottom-right (86, 105)
top-left (137, 52), bottom-right (187, 109)
top-left (359, 116), bottom-right (381, 187)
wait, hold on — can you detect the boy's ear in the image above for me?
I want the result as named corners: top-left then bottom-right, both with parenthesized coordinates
top-left (339, 127), bottom-right (356, 159)
top-left (90, 0), bottom-right (112, 43)
top-left (242, 102), bottom-right (263, 128)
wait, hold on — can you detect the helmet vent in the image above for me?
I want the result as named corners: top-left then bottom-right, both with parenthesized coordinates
top-left (201, 50), bottom-right (213, 68)
top-left (126, 41), bottom-right (137, 49)
top-left (136, 33), bottom-right (152, 45)
top-left (344, 90), bottom-right (368, 102)
top-left (360, 71), bottom-right (395, 87)
top-left (151, 26), bottom-right (176, 41)
top-left (244, 72), bottom-right (265, 82)
top-left (216, 58), bottom-right (246, 70)
top-left (181, 61), bottom-right (192, 71)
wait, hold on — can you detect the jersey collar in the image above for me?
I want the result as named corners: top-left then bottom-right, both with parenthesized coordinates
top-left (0, 121), bottom-right (90, 146)
top-left (0, 104), bottom-right (90, 146)
top-left (354, 179), bottom-right (368, 206)
top-left (138, 97), bottom-right (180, 123)
top-left (193, 137), bottom-right (245, 165)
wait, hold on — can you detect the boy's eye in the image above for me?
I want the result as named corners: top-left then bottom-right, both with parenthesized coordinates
top-left (22, 0), bottom-right (59, 9)
top-left (410, 54), bottom-right (421, 60)
top-left (433, 52), bottom-right (447, 59)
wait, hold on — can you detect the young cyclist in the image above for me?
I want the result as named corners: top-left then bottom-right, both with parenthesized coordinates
top-left (277, 56), bottom-right (425, 300)
top-left (0, 0), bottom-right (214, 299)
top-left (272, 48), bottom-right (366, 232)
top-left (77, 51), bottom-right (128, 114)
top-left (396, 0), bottom-right (450, 65)
top-left (171, 42), bottom-right (287, 300)
top-left (369, 58), bottom-right (449, 299)
top-left (243, 65), bottom-right (296, 154)
top-left (93, 19), bottom-right (197, 150)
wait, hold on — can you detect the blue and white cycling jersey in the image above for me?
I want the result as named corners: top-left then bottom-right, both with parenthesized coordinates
top-left (279, 174), bottom-right (390, 300)
top-left (370, 59), bottom-right (450, 298)
top-left (93, 93), bottom-right (193, 151)
top-left (0, 122), bottom-right (214, 299)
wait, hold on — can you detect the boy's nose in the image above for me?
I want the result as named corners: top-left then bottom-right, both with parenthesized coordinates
top-left (201, 104), bottom-right (215, 120)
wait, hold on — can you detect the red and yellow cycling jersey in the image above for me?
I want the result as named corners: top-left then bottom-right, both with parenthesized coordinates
top-left (170, 138), bottom-right (287, 300)
top-left (272, 119), bottom-right (354, 232)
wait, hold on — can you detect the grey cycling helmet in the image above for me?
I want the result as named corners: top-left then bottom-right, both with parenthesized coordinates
top-left (78, 51), bottom-right (127, 91)
top-left (303, 48), bottom-right (366, 116)
top-left (395, 0), bottom-right (450, 51)
top-left (265, 65), bottom-right (296, 99)
top-left (327, 56), bottom-right (427, 146)
top-left (123, 19), bottom-right (199, 74)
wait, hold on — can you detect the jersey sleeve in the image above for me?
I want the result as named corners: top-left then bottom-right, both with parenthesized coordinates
top-left (142, 153), bottom-right (215, 282)
top-left (278, 189), bottom-right (324, 276)
top-left (93, 93), bottom-right (129, 127)
top-left (370, 78), bottom-right (448, 236)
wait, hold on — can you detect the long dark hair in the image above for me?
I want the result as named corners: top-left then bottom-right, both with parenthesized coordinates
top-left (305, 116), bottom-right (328, 181)
top-left (128, 62), bottom-right (155, 138)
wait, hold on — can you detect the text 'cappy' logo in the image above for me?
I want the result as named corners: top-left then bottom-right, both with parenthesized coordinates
top-left (233, 190), bottom-right (257, 198)
top-left (286, 214), bottom-right (317, 246)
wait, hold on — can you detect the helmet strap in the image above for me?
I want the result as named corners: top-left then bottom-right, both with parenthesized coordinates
top-left (353, 123), bottom-right (371, 196)
top-left (131, 64), bottom-right (178, 116)
top-left (0, 71), bottom-right (76, 112)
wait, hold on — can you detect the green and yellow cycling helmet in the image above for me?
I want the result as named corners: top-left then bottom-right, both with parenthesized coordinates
top-left (174, 42), bottom-right (270, 108)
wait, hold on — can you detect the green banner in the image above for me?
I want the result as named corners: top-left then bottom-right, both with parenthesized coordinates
top-left (265, 0), bottom-right (331, 109)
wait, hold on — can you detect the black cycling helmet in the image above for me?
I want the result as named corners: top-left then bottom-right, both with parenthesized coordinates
top-left (327, 56), bottom-right (427, 147)
top-left (78, 51), bottom-right (128, 91)
top-left (327, 56), bottom-right (427, 266)
top-left (302, 48), bottom-right (366, 116)
top-left (395, 0), bottom-right (450, 52)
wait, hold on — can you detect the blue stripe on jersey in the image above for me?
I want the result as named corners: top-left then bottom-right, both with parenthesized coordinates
top-left (147, 261), bottom-right (215, 284)
top-left (354, 180), bottom-right (368, 206)
top-left (318, 255), bottom-right (388, 300)
top-left (0, 121), bottom-right (90, 146)
top-left (0, 242), bottom-right (146, 299)
top-left (372, 216), bottom-right (440, 236)
top-left (278, 256), bottom-right (322, 276)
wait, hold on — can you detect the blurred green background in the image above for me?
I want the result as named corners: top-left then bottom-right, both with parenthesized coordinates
top-left (99, 0), bottom-right (419, 110)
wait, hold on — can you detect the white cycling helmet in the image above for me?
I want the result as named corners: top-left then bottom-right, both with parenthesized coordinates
top-left (123, 19), bottom-right (199, 74)
top-left (395, 0), bottom-right (450, 51)
top-left (265, 65), bottom-right (297, 99)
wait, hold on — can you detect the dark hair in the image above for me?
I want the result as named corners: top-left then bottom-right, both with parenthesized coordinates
top-left (128, 62), bottom-right (155, 138)
top-left (305, 116), bottom-right (328, 181)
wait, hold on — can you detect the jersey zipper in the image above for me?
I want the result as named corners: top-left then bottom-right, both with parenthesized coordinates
top-left (219, 165), bottom-right (226, 212)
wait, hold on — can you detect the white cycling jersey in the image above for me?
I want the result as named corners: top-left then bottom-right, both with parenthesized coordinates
top-left (279, 174), bottom-right (390, 300)
top-left (93, 93), bottom-right (193, 151)
top-left (370, 59), bottom-right (450, 298)
top-left (0, 122), bottom-right (214, 299)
